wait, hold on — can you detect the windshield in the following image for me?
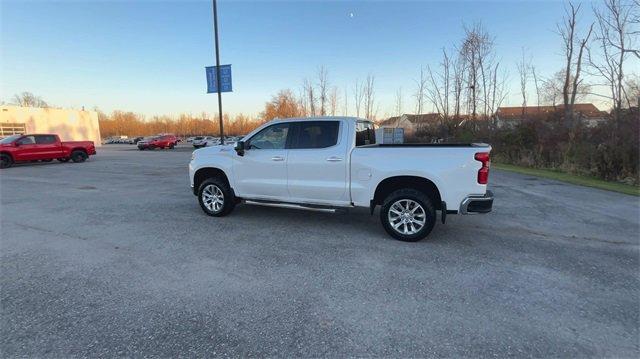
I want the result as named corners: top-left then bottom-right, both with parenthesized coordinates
top-left (0, 134), bottom-right (22, 144)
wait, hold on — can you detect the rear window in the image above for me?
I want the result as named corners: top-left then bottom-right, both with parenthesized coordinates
top-left (355, 121), bottom-right (376, 146)
top-left (290, 121), bottom-right (339, 149)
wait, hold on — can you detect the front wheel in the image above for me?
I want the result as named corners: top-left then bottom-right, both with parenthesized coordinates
top-left (70, 150), bottom-right (88, 163)
top-left (198, 178), bottom-right (236, 217)
top-left (380, 189), bottom-right (436, 242)
top-left (0, 154), bottom-right (13, 169)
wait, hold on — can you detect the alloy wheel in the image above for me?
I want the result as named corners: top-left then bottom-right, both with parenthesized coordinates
top-left (202, 184), bottom-right (224, 213)
top-left (387, 199), bottom-right (426, 235)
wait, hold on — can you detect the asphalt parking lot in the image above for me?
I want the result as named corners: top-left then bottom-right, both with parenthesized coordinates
top-left (1, 144), bottom-right (639, 357)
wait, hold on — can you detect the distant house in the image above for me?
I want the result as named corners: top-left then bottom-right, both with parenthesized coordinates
top-left (378, 113), bottom-right (442, 136)
top-left (495, 104), bottom-right (609, 128)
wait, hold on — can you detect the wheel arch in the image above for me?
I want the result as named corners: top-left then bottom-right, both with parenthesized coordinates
top-left (372, 175), bottom-right (443, 210)
top-left (0, 151), bottom-right (14, 160)
top-left (70, 147), bottom-right (88, 154)
top-left (193, 167), bottom-right (231, 192)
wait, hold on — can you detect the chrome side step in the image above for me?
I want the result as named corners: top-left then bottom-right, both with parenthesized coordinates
top-left (243, 200), bottom-right (343, 213)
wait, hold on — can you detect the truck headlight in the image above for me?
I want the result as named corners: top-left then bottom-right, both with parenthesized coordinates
top-left (191, 152), bottom-right (196, 161)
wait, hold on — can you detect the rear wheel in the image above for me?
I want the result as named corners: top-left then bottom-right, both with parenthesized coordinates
top-left (41, 159), bottom-right (53, 162)
top-left (71, 150), bottom-right (88, 163)
top-left (0, 154), bottom-right (13, 169)
top-left (380, 188), bottom-right (436, 242)
top-left (198, 178), bottom-right (235, 217)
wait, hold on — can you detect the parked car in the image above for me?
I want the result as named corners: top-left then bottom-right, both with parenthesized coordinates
top-left (204, 138), bottom-right (222, 147)
top-left (129, 136), bottom-right (144, 144)
top-left (137, 135), bottom-right (178, 150)
top-left (0, 134), bottom-right (96, 169)
top-left (192, 136), bottom-right (216, 148)
top-left (189, 117), bottom-right (493, 242)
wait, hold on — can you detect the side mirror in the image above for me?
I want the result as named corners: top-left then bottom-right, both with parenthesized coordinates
top-left (14, 141), bottom-right (20, 147)
top-left (235, 141), bottom-right (245, 156)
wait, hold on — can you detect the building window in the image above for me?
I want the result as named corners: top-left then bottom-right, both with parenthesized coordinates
top-left (0, 123), bottom-right (26, 136)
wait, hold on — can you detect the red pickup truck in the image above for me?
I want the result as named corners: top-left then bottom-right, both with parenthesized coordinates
top-left (0, 134), bottom-right (96, 169)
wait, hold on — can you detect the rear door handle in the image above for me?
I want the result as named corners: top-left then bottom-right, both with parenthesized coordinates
top-left (271, 156), bottom-right (285, 161)
top-left (326, 156), bottom-right (343, 162)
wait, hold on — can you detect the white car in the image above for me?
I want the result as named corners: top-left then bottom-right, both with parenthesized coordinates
top-left (192, 136), bottom-right (215, 148)
top-left (189, 117), bottom-right (493, 242)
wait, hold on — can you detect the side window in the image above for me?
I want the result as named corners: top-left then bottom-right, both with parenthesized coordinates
top-left (247, 123), bottom-right (289, 150)
top-left (17, 136), bottom-right (36, 145)
top-left (355, 122), bottom-right (376, 146)
top-left (291, 121), bottom-right (339, 149)
top-left (35, 135), bottom-right (57, 144)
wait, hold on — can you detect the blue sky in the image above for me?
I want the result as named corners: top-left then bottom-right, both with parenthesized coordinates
top-left (1, 0), bottom-right (602, 118)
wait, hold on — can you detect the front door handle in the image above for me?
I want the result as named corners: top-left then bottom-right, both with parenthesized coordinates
top-left (326, 156), bottom-right (343, 162)
top-left (271, 156), bottom-right (284, 161)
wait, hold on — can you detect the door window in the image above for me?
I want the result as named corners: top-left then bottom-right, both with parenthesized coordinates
top-left (17, 136), bottom-right (36, 145)
top-left (247, 123), bottom-right (289, 150)
top-left (290, 121), bottom-right (339, 149)
top-left (35, 135), bottom-right (57, 144)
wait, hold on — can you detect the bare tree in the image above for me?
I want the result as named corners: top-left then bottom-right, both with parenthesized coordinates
top-left (303, 78), bottom-right (316, 116)
top-left (353, 79), bottom-right (364, 117)
top-left (317, 66), bottom-right (328, 116)
top-left (425, 48), bottom-right (453, 119)
top-left (516, 48), bottom-right (531, 115)
top-left (542, 70), bottom-right (591, 107)
top-left (329, 86), bottom-right (339, 116)
top-left (588, 0), bottom-right (636, 118)
top-left (394, 87), bottom-right (404, 116)
top-left (488, 62), bottom-right (509, 118)
top-left (11, 92), bottom-right (48, 108)
top-left (532, 65), bottom-right (542, 107)
top-left (460, 23), bottom-right (495, 118)
top-left (558, 2), bottom-right (594, 122)
top-left (414, 67), bottom-right (427, 114)
top-left (452, 52), bottom-right (467, 118)
top-left (342, 86), bottom-right (349, 116)
top-left (364, 74), bottom-right (376, 119)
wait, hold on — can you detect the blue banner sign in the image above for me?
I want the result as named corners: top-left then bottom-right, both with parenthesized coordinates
top-left (206, 64), bottom-right (232, 93)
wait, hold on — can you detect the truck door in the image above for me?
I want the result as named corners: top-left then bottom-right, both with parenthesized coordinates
top-left (13, 135), bottom-right (41, 161)
top-left (286, 120), bottom-right (349, 205)
top-left (233, 122), bottom-right (291, 200)
top-left (34, 135), bottom-right (64, 159)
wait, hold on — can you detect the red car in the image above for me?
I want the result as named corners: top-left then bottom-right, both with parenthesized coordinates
top-left (0, 134), bottom-right (96, 169)
top-left (137, 135), bottom-right (178, 150)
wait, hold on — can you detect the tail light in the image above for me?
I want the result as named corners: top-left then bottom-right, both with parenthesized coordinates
top-left (474, 152), bottom-right (490, 184)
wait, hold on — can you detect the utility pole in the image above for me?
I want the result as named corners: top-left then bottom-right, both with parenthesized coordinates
top-left (212, 0), bottom-right (224, 144)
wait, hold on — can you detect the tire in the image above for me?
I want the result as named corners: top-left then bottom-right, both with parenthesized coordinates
top-left (380, 188), bottom-right (436, 242)
top-left (0, 153), bottom-right (13, 169)
top-left (41, 159), bottom-right (53, 162)
top-left (169, 144), bottom-right (175, 149)
top-left (148, 145), bottom-right (156, 150)
top-left (58, 157), bottom-right (70, 162)
top-left (70, 150), bottom-right (88, 163)
top-left (197, 177), bottom-right (235, 217)
top-left (138, 147), bottom-right (145, 151)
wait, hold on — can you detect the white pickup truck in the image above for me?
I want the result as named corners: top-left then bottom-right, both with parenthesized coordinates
top-left (189, 117), bottom-right (493, 241)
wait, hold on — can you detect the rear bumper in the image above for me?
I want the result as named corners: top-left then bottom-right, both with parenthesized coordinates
top-left (459, 190), bottom-right (493, 214)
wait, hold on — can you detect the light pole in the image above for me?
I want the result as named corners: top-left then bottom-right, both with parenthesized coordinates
top-left (212, 0), bottom-right (224, 144)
